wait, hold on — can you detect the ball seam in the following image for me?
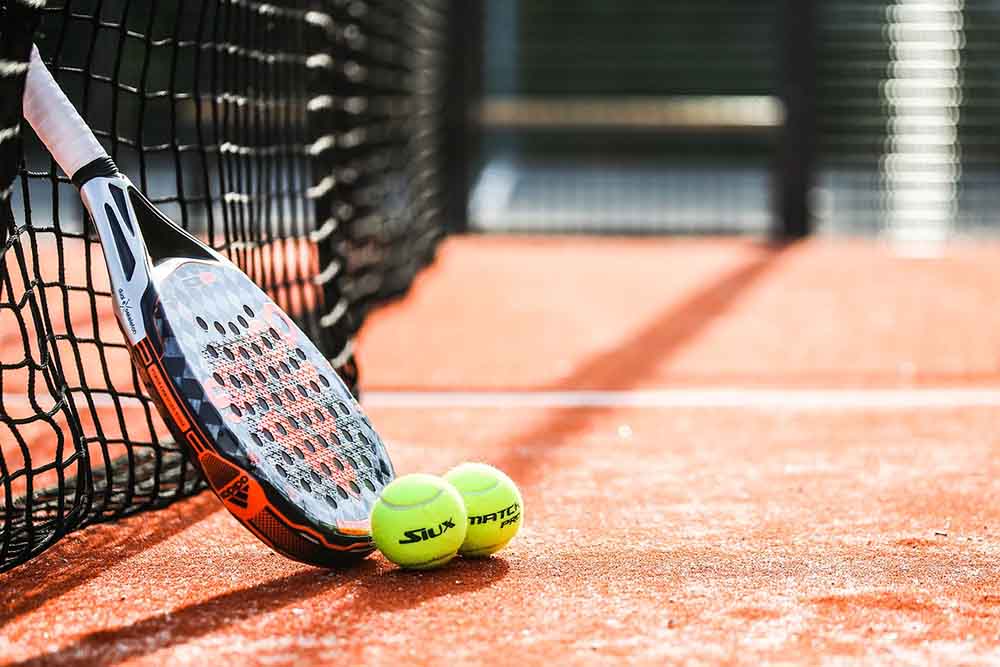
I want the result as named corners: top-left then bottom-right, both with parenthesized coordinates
top-left (377, 487), bottom-right (444, 511)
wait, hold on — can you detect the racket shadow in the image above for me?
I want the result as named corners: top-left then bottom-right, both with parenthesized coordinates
top-left (7, 557), bottom-right (509, 666)
top-left (0, 493), bottom-right (220, 628)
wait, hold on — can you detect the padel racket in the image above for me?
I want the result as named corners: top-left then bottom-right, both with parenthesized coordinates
top-left (23, 46), bottom-right (394, 567)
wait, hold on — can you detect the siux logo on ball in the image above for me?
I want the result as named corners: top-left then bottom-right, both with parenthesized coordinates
top-left (469, 502), bottom-right (520, 528)
top-left (398, 518), bottom-right (457, 544)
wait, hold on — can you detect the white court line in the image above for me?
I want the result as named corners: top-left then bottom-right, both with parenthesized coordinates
top-left (7, 389), bottom-right (1000, 411)
top-left (361, 389), bottom-right (1000, 410)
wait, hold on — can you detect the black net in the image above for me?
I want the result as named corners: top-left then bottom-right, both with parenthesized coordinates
top-left (0, 0), bottom-right (449, 572)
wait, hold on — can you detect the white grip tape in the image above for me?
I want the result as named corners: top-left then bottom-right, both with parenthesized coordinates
top-left (23, 46), bottom-right (108, 179)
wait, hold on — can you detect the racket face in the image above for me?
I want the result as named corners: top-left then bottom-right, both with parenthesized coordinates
top-left (135, 259), bottom-right (394, 565)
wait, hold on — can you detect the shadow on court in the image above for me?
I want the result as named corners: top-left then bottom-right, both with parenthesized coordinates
top-left (494, 242), bottom-right (793, 486)
top-left (7, 557), bottom-right (509, 667)
top-left (0, 493), bottom-right (220, 628)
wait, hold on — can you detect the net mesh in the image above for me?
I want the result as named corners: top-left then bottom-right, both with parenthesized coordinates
top-left (0, 0), bottom-right (448, 572)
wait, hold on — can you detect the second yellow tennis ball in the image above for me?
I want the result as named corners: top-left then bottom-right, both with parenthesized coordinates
top-left (444, 463), bottom-right (523, 557)
top-left (370, 473), bottom-right (468, 569)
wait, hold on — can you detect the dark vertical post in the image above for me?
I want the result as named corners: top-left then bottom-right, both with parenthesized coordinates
top-left (442, 0), bottom-right (484, 233)
top-left (776, 0), bottom-right (818, 240)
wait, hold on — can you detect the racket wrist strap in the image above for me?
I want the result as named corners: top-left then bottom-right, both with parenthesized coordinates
top-left (72, 156), bottom-right (119, 188)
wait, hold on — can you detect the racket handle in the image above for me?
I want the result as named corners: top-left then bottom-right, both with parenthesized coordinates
top-left (23, 45), bottom-right (113, 182)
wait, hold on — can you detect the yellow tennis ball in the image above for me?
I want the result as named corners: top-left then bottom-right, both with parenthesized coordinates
top-left (444, 463), bottom-right (523, 557)
top-left (370, 473), bottom-right (468, 570)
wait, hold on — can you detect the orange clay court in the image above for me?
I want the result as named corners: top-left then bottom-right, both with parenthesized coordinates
top-left (3, 236), bottom-right (1000, 665)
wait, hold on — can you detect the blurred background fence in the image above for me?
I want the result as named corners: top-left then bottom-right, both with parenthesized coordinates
top-left (452, 0), bottom-right (1000, 241)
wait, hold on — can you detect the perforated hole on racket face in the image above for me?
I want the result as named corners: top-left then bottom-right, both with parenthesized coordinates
top-left (156, 261), bottom-right (392, 528)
